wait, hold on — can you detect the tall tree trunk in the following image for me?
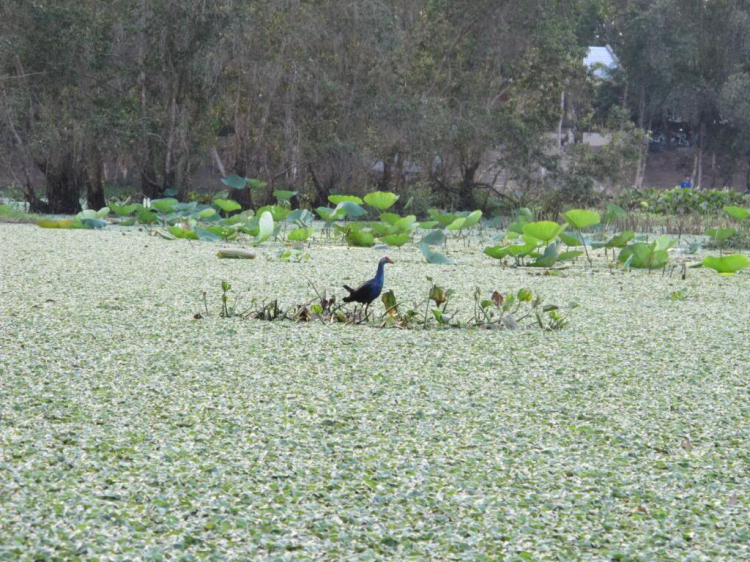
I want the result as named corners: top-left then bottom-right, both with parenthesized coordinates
top-left (308, 163), bottom-right (328, 207)
top-left (42, 153), bottom-right (83, 214)
top-left (86, 145), bottom-right (106, 210)
top-left (696, 122), bottom-right (705, 190)
top-left (634, 87), bottom-right (648, 189)
top-left (459, 160), bottom-right (480, 210)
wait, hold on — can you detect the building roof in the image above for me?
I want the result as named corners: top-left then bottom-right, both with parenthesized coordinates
top-left (584, 45), bottom-right (619, 78)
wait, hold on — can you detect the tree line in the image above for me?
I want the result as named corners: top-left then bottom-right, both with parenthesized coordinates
top-left (2, 0), bottom-right (750, 214)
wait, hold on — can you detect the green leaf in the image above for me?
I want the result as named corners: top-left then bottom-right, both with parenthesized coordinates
top-left (592, 230), bottom-right (635, 249)
top-left (558, 250), bottom-right (584, 261)
top-left (559, 232), bottom-right (585, 247)
top-left (462, 210), bottom-right (483, 228)
top-left (380, 213), bottom-right (400, 225)
top-left (221, 175), bottom-right (247, 189)
top-left (173, 202), bottom-right (197, 212)
top-left (204, 225), bottom-right (236, 239)
top-left (723, 205), bottom-right (750, 221)
top-left (447, 217), bottom-right (466, 231)
top-left (370, 222), bottom-right (394, 237)
top-left (508, 220), bottom-right (527, 235)
top-left (151, 198), bottom-right (178, 214)
top-left (256, 211), bottom-right (274, 244)
top-left (517, 288), bottom-right (534, 302)
top-left (418, 221), bottom-right (439, 229)
top-left (421, 229), bottom-right (447, 246)
top-left (286, 209), bottom-right (313, 224)
top-left (274, 190), bottom-right (297, 201)
top-left (345, 228), bottom-right (375, 247)
top-left (194, 226), bottom-right (222, 241)
top-left (484, 246), bottom-right (512, 260)
top-left (315, 207), bottom-right (343, 222)
top-left (653, 235), bottom-right (677, 252)
top-left (288, 227), bottom-right (314, 242)
top-left (328, 195), bottom-right (363, 205)
top-left (705, 227), bottom-right (737, 244)
top-left (168, 225), bottom-right (198, 240)
top-left (618, 243), bottom-right (669, 269)
top-left (199, 208), bottom-right (217, 219)
top-left (522, 221), bottom-right (567, 243)
top-left (137, 210), bottom-right (159, 225)
top-left (247, 178), bottom-right (267, 190)
top-left (334, 201), bottom-right (367, 219)
top-left (702, 254), bottom-right (750, 274)
top-left (364, 191), bottom-right (399, 211)
top-left (421, 243), bottom-right (454, 264)
top-left (214, 199), bottom-right (242, 213)
top-left (564, 209), bottom-right (600, 230)
top-left (394, 215), bottom-right (417, 232)
top-left (257, 205), bottom-right (290, 222)
top-left (381, 289), bottom-right (398, 314)
top-left (110, 203), bottom-right (139, 216)
top-left (77, 209), bottom-right (98, 220)
top-left (382, 233), bottom-right (410, 247)
top-left (429, 210), bottom-right (458, 227)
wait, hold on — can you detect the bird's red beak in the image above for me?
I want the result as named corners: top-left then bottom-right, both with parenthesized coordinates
top-left (386, 257), bottom-right (395, 264)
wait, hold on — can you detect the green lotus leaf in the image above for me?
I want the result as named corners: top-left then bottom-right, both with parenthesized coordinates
top-left (462, 210), bottom-right (483, 228)
top-left (522, 221), bottom-right (567, 243)
top-left (345, 228), bottom-right (375, 247)
top-left (705, 227), bottom-right (737, 244)
top-left (447, 217), bottom-right (467, 231)
top-left (221, 175), bottom-right (247, 189)
top-left (255, 211), bottom-right (274, 244)
top-left (364, 191), bottom-right (399, 211)
top-left (702, 254), bottom-right (750, 275)
top-left (560, 232), bottom-right (585, 247)
top-left (723, 206), bottom-right (750, 221)
top-left (328, 195), bottom-right (363, 205)
top-left (380, 213), bottom-right (400, 225)
top-left (288, 227), bottom-right (314, 242)
top-left (214, 199), bottom-right (242, 213)
top-left (564, 209), bottom-right (600, 230)
top-left (151, 198), bottom-right (178, 214)
top-left (274, 190), bottom-right (297, 201)
top-left (618, 243), bottom-right (669, 269)
top-left (394, 215), bottom-right (417, 232)
top-left (421, 243), bottom-right (454, 264)
top-left (257, 205), bottom-right (290, 222)
top-left (382, 233), bottom-right (410, 247)
top-left (110, 203), bottom-right (140, 216)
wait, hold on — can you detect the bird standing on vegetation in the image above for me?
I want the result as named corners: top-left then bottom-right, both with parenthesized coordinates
top-left (343, 256), bottom-right (394, 319)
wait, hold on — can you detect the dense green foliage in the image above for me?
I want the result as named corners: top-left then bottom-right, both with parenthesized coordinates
top-left (8, 1), bottom-right (750, 214)
top-left (0, 0), bottom-right (588, 212)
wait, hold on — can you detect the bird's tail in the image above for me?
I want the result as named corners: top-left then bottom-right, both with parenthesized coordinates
top-left (342, 285), bottom-right (354, 302)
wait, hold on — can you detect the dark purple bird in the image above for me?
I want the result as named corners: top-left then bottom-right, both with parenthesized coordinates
top-left (343, 256), bottom-right (394, 317)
